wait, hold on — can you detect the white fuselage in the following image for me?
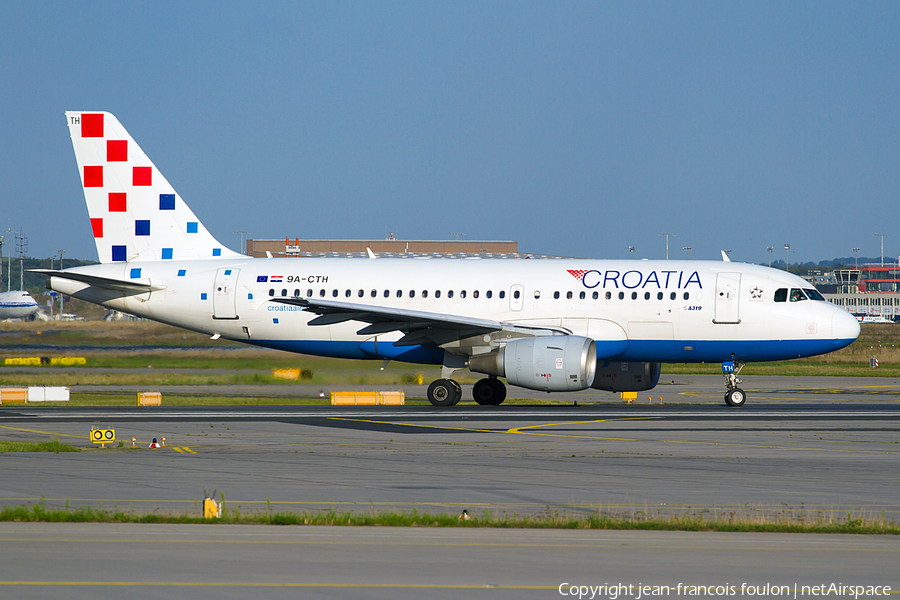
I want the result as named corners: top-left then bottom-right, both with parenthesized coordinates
top-left (50, 257), bottom-right (860, 365)
top-left (0, 290), bottom-right (40, 319)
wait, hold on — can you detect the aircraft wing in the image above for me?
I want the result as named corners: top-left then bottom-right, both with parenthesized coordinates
top-left (29, 270), bottom-right (166, 294)
top-left (270, 297), bottom-right (563, 347)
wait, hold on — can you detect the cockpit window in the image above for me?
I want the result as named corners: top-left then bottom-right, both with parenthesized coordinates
top-left (774, 288), bottom-right (787, 303)
top-left (804, 288), bottom-right (826, 301)
top-left (789, 288), bottom-right (807, 302)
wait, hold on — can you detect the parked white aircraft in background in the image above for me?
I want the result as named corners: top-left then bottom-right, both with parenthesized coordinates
top-left (0, 290), bottom-right (40, 319)
top-left (38, 112), bottom-right (860, 407)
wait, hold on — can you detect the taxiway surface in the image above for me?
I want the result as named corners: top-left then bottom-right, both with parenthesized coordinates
top-left (2, 376), bottom-right (899, 519)
top-left (2, 524), bottom-right (897, 600)
top-left (3, 376), bottom-right (900, 597)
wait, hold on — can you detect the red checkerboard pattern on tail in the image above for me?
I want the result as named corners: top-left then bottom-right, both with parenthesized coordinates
top-left (65, 112), bottom-right (241, 264)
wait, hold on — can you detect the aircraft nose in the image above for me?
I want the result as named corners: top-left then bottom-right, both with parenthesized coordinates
top-left (832, 309), bottom-right (860, 350)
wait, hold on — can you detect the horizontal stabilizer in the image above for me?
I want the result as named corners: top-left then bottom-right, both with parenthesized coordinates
top-left (30, 269), bottom-right (165, 293)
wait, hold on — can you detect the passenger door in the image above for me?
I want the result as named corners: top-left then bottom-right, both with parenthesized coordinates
top-left (213, 268), bottom-right (239, 320)
top-left (713, 272), bottom-right (741, 324)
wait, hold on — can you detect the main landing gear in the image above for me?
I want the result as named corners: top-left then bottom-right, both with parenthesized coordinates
top-left (426, 377), bottom-right (508, 406)
top-left (472, 377), bottom-right (506, 406)
top-left (722, 356), bottom-right (747, 407)
top-left (426, 379), bottom-right (463, 407)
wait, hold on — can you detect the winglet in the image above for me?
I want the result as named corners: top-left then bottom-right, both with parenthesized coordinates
top-left (367, 247), bottom-right (377, 259)
top-left (721, 250), bottom-right (731, 262)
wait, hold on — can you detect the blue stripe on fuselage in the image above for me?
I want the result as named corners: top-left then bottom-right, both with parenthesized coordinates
top-left (245, 337), bottom-right (856, 365)
top-left (247, 339), bottom-right (444, 364)
top-left (623, 338), bottom-right (857, 363)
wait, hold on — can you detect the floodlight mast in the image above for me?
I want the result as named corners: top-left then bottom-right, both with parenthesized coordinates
top-left (660, 233), bottom-right (675, 260)
top-left (15, 231), bottom-right (26, 291)
top-left (874, 233), bottom-right (886, 268)
top-left (234, 231), bottom-right (250, 254)
top-left (4, 228), bottom-right (14, 291)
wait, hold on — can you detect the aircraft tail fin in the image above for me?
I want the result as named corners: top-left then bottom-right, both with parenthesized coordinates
top-left (65, 111), bottom-right (241, 264)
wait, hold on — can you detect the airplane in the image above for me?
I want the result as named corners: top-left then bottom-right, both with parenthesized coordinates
top-left (0, 290), bottom-right (41, 320)
top-left (37, 111), bottom-right (860, 407)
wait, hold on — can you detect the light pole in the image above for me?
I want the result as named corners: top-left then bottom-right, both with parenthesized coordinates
top-left (48, 256), bottom-right (55, 317)
top-left (783, 244), bottom-right (790, 272)
top-left (683, 246), bottom-right (692, 259)
top-left (660, 233), bottom-right (675, 260)
top-left (875, 233), bottom-right (886, 267)
top-left (57, 249), bottom-right (65, 315)
top-left (852, 247), bottom-right (860, 269)
top-left (15, 231), bottom-right (27, 291)
top-left (234, 231), bottom-right (250, 254)
top-left (766, 246), bottom-right (773, 268)
top-left (5, 229), bottom-right (15, 291)
top-left (49, 250), bottom-right (65, 315)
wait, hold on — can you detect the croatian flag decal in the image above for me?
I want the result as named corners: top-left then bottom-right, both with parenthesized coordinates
top-left (270, 275), bottom-right (283, 283)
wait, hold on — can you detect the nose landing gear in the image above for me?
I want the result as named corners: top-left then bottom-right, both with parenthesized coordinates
top-left (723, 357), bottom-right (746, 407)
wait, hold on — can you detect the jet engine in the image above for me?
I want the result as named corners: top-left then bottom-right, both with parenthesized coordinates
top-left (591, 361), bottom-right (661, 392)
top-left (469, 336), bottom-right (597, 392)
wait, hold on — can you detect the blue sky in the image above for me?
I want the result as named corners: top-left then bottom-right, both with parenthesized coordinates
top-left (1, 1), bottom-right (897, 265)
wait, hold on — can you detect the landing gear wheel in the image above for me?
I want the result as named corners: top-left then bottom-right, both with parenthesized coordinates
top-left (448, 379), bottom-right (463, 406)
top-left (722, 356), bottom-right (748, 408)
top-left (473, 378), bottom-right (507, 406)
top-left (489, 378), bottom-right (506, 405)
top-left (724, 388), bottom-right (746, 407)
top-left (427, 378), bottom-right (461, 407)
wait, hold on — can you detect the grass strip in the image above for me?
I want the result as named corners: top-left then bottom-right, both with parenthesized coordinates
top-left (0, 440), bottom-right (81, 453)
top-left (1, 503), bottom-right (897, 534)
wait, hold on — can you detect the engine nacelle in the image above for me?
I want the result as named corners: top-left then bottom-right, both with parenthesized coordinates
top-left (591, 361), bottom-right (661, 392)
top-left (469, 336), bottom-right (597, 392)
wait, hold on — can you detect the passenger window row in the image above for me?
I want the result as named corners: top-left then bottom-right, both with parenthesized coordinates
top-left (267, 288), bottom-right (515, 299)
top-left (551, 290), bottom-right (691, 301)
top-left (265, 288), bottom-right (690, 301)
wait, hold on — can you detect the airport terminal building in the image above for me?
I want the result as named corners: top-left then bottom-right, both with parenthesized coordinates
top-left (244, 238), bottom-right (553, 259)
top-left (817, 266), bottom-right (900, 322)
